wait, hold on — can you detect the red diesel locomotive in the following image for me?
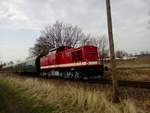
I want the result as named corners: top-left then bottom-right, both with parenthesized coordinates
top-left (2, 45), bottom-right (104, 79)
top-left (40, 45), bottom-right (104, 79)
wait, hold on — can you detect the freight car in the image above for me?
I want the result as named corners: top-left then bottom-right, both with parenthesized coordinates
top-left (3, 45), bottom-right (104, 79)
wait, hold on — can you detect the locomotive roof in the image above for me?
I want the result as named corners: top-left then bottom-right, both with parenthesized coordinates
top-left (48, 45), bottom-right (97, 52)
top-left (49, 46), bottom-right (72, 52)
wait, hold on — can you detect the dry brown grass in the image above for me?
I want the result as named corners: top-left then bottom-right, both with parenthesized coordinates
top-left (117, 68), bottom-right (150, 81)
top-left (104, 56), bottom-right (150, 81)
top-left (0, 73), bottom-right (149, 113)
top-left (116, 56), bottom-right (150, 67)
top-left (104, 68), bottom-right (150, 81)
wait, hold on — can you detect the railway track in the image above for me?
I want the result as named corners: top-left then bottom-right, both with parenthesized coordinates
top-left (0, 72), bottom-right (150, 89)
top-left (88, 79), bottom-right (150, 89)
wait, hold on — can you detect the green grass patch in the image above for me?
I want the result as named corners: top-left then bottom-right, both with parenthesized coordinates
top-left (0, 79), bottom-right (57, 113)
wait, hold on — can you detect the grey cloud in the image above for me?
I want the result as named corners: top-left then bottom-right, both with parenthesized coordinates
top-left (0, 0), bottom-right (149, 55)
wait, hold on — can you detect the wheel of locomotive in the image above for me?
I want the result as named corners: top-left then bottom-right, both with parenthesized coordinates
top-left (59, 71), bottom-right (63, 78)
top-left (69, 71), bottom-right (74, 80)
top-left (45, 72), bottom-right (48, 78)
top-left (48, 72), bottom-right (51, 77)
top-left (40, 71), bottom-right (47, 77)
top-left (66, 71), bottom-right (73, 79)
top-left (73, 71), bottom-right (79, 80)
top-left (62, 71), bottom-right (67, 79)
top-left (78, 70), bottom-right (87, 80)
top-left (74, 71), bottom-right (85, 80)
top-left (45, 71), bottom-right (48, 78)
top-left (65, 71), bottom-right (70, 79)
top-left (60, 71), bottom-right (67, 79)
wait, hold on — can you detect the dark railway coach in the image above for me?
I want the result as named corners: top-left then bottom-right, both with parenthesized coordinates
top-left (40, 45), bottom-right (104, 79)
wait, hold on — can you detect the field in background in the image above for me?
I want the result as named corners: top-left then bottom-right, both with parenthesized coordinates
top-left (0, 73), bottom-right (150, 113)
top-left (104, 56), bottom-right (150, 81)
top-left (105, 56), bottom-right (150, 68)
top-left (116, 56), bottom-right (150, 67)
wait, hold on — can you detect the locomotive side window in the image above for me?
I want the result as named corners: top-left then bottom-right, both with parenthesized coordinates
top-left (88, 51), bottom-right (96, 55)
top-left (72, 50), bottom-right (82, 62)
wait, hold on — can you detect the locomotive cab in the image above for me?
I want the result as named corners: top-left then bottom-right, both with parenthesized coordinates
top-left (83, 45), bottom-right (99, 62)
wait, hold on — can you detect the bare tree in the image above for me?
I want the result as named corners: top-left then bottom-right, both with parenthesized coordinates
top-left (139, 51), bottom-right (150, 56)
top-left (116, 50), bottom-right (128, 59)
top-left (97, 36), bottom-right (108, 63)
top-left (86, 35), bottom-right (108, 62)
top-left (30, 21), bottom-right (88, 56)
top-left (30, 36), bottom-right (53, 56)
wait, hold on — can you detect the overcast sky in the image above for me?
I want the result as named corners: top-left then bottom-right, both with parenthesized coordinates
top-left (0, 0), bottom-right (150, 62)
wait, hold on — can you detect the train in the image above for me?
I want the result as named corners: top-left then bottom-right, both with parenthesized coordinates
top-left (3, 45), bottom-right (104, 79)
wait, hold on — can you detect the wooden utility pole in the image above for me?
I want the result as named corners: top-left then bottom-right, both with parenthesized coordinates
top-left (106, 0), bottom-right (119, 102)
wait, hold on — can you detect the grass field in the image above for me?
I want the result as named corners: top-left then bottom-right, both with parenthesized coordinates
top-left (116, 56), bottom-right (150, 67)
top-left (104, 68), bottom-right (150, 81)
top-left (104, 56), bottom-right (150, 81)
top-left (0, 56), bottom-right (149, 113)
top-left (0, 73), bottom-right (150, 113)
top-left (105, 56), bottom-right (150, 68)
